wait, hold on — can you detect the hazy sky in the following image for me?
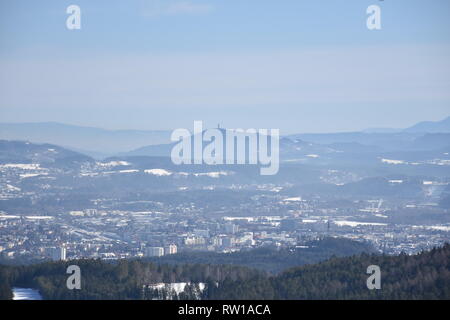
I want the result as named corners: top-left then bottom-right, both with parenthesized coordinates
top-left (1, 0), bottom-right (450, 133)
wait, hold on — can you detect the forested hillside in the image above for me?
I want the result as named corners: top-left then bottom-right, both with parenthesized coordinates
top-left (0, 259), bottom-right (264, 300)
top-left (212, 244), bottom-right (450, 300)
top-left (1, 244), bottom-right (449, 300)
top-left (144, 238), bottom-right (376, 273)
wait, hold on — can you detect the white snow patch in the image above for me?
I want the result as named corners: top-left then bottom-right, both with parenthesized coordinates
top-left (381, 159), bottom-right (405, 165)
top-left (25, 216), bottom-right (53, 220)
top-left (97, 161), bottom-right (131, 167)
top-left (5, 184), bottom-right (21, 192)
top-left (144, 169), bottom-right (172, 176)
top-left (12, 288), bottom-right (42, 300)
top-left (118, 170), bottom-right (139, 174)
top-left (302, 219), bottom-right (318, 223)
top-left (283, 197), bottom-right (302, 202)
top-left (1, 164), bottom-right (41, 170)
top-left (334, 220), bottom-right (387, 227)
top-left (194, 171), bottom-right (231, 178)
top-left (20, 173), bottom-right (48, 179)
top-left (412, 225), bottom-right (450, 232)
top-left (146, 282), bottom-right (205, 298)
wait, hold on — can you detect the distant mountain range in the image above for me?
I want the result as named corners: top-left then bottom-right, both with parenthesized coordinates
top-left (0, 140), bottom-right (93, 167)
top-left (0, 116), bottom-right (449, 157)
top-left (404, 116), bottom-right (450, 133)
top-left (0, 122), bottom-right (171, 157)
top-left (120, 132), bottom-right (450, 160)
top-left (363, 116), bottom-right (450, 134)
top-left (1, 139), bottom-right (449, 207)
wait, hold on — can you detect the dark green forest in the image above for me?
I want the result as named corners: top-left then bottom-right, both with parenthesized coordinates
top-left (0, 259), bottom-right (264, 300)
top-left (144, 237), bottom-right (376, 273)
top-left (1, 243), bottom-right (449, 300)
top-left (213, 244), bottom-right (450, 300)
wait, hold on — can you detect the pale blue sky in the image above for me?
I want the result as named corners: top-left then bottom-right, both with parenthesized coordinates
top-left (1, 0), bottom-right (450, 133)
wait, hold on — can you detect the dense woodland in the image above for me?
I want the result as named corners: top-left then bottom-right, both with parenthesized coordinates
top-left (0, 242), bottom-right (449, 300)
top-left (212, 244), bottom-right (450, 300)
top-left (0, 259), bottom-right (264, 300)
top-left (144, 237), bottom-right (376, 273)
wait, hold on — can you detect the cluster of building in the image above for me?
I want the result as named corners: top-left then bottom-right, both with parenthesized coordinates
top-left (0, 160), bottom-right (449, 261)
top-left (145, 245), bottom-right (177, 257)
top-left (1, 193), bottom-right (449, 262)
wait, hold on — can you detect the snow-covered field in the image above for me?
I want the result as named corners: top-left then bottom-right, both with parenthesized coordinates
top-left (12, 288), bottom-right (42, 300)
